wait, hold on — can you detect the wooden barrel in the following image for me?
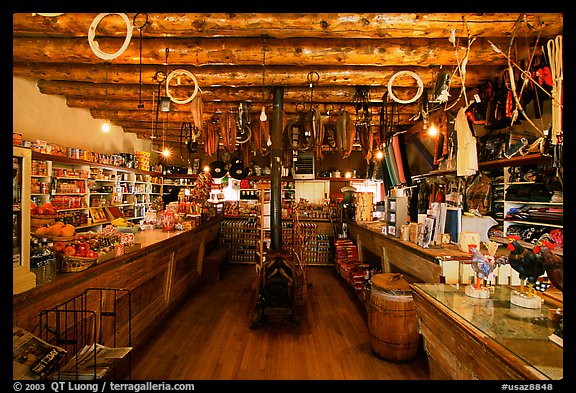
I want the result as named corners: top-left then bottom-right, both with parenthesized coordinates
top-left (368, 273), bottom-right (420, 362)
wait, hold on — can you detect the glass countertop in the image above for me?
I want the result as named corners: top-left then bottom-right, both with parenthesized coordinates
top-left (413, 283), bottom-right (563, 380)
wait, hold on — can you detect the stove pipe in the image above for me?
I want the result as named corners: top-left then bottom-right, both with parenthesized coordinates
top-left (270, 86), bottom-right (284, 251)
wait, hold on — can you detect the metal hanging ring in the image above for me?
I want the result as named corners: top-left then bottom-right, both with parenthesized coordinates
top-left (132, 13), bottom-right (149, 30)
top-left (153, 71), bottom-right (167, 84)
top-left (236, 124), bottom-right (252, 144)
top-left (307, 71), bottom-right (320, 85)
top-left (166, 69), bottom-right (199, 105)
top-left (88, 13), bottom-right (133, 61)
top-left (387, 70), bottom-right (424, 104)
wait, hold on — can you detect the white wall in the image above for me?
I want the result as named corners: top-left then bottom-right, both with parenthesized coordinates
top-left (13, 77), bottom-right (152, 156)
top-left (295, 180), bottom-right (330, 204)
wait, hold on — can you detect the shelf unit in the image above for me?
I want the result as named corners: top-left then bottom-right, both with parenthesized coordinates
top-left (384, 196), bottom-right (408, 237)
top-left (219, 218), bottom-right (259, 263)
top-left (31, 152), bottom-right (162, 231)
top-left (501, 164), bottom-right (563, 252)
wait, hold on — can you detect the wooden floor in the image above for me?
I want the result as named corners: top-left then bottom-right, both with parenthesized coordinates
top-left (129, 263), bottom-right (430, 381)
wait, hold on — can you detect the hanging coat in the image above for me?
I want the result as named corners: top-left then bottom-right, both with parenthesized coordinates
top-left (455, 107), bottom-right (478, 177)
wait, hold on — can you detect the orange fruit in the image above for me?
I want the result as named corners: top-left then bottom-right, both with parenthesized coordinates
top-left (63, 245), bottom-right (76, 257)
top-left (47, 225), bottom-right (61, 237)
top-left (53, 221), bottom-right (65, 228)
top-left (35, 226), bottom-right (50, 236)
top-left (60, 225), bottom-right (75, 237)
top-left (41, 202), bottom-right (54, 210)
top-left (53, 241), bottom-right (66, 252)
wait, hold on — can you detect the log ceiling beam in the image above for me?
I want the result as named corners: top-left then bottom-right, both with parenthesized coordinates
top-left (13, 12), bottom-right (563, 142)
top-left (14, 13), bottom-right (562, 39)
top-left (13, 63), bottom-right (504, 88)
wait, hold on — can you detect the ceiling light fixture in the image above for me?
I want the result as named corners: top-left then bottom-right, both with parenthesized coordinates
top-left (428, 124), bottom-right (438, 136)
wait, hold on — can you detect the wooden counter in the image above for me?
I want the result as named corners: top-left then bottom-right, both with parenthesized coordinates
top-left (347, 221), bottom-right (474, 282)
top-left (13, 219), bottom-right (221, 353)
top-left (411, 283), bottom-right (563, 380)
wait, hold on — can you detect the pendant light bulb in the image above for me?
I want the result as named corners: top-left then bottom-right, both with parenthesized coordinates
top-left (101, 121), bottom-right (110, 132)
top-left (428, 124), bottom-right (438, 136)
top-left (162, 148), bottom-right (171, 157)
top-left (260, 106), bottom-right (267, 122)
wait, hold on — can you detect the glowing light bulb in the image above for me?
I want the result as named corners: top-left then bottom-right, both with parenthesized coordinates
top-left (260, 106), bottom-right (267, 121)
top-left (375, 150), bottom-right (384, 160)
top-left (162, 148), bottom-right (171, 157)
top-left (203, 165), bottom-right (210, 172)
top-left (101, 122), bottom-right (110, 132)
top-left (344, 171), bottom-right (352, 179)
top-left (428, 124), bottom-right (438, 136)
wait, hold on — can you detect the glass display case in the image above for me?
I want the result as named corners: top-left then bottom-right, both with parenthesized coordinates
top-left (13, 146), bottom-right (36, 294)
top-left (412, 283), bottom-right (562, 380)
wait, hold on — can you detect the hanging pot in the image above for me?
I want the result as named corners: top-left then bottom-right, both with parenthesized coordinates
top-left (229, 160), bottom-right (248, 180)
top-left (209, 149), bottom-right (226, 179)
top-left (229, 145), bottom-right (248, 180)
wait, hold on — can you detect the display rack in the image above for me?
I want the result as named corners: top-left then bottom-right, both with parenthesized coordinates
top-left (31, 152), bottom-right (162, 231)
top-left (37, 288), bottom-right (132, 380)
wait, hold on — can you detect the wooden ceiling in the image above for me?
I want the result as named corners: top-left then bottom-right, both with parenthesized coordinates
top-left (13, 12), bottom-right (563, 148)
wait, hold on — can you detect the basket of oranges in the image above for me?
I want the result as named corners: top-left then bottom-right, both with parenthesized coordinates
top-left (33, 221), bottom-right (76, 241)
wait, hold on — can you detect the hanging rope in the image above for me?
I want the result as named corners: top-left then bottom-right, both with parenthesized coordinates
top-left (444, 17), bottom-right (476, 111)
top-left (506, 15), bottom-right (545, 136)
top-left (547, 35), bottom-right (563, 168)
top-left (387, 70), bottom-right (424, 104)
top-left (88, 13), bottom-right (133, 61)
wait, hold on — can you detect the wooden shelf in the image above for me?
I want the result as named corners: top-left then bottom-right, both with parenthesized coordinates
top-left (31, 151), bottom-right (162, 177)
top-left (478, 153), bottom-right (552, 170)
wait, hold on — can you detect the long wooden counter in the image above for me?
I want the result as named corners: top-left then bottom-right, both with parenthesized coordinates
top-left (13, 219), bottom-right (221, 353)
top-left (347, 221), bottom-right (475, 283)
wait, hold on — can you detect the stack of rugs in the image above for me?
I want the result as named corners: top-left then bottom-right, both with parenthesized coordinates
top-left (334, 239), bottom-right (370, 291)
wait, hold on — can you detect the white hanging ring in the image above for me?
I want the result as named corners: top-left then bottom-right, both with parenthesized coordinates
top-left (387, 70), bottom-right (424, 104)
top-left (34, 13), bottom-right (65, 17)
top-left (88, 13), bottom-right (133, 61)
top-left (166, 69), bottom-right (199, 105)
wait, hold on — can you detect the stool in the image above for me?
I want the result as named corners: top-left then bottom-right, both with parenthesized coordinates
top-left (202, 248), bottom-right (229, 280)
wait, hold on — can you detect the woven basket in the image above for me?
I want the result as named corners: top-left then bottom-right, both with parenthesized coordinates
top-left (31, 214), bottom-right (57, 230)
top-left (61, 255), bottom-right (96, 272)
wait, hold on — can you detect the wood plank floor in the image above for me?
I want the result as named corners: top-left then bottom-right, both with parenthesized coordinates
top-left (129, 263), bottom-right (430, 380)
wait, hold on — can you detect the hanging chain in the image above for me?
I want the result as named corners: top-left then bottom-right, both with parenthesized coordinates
top-left (261, 39), bottom-right (267, 105)
top-left (104, 62), bottom-right (110, 112)
top-left (307, 71), bottom-right (320, 110)
top-left (133, 13), bottom-right (149, 109)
